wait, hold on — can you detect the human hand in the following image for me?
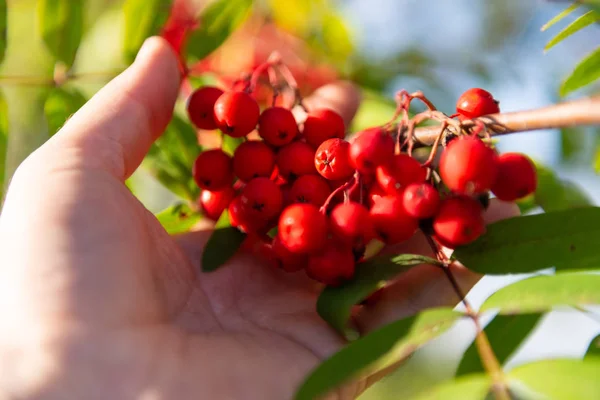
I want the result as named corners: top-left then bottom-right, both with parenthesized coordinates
top-left (0, 37), bottom-right (519, 400)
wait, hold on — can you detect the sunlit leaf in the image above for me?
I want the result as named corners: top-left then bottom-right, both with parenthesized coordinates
top-left (585, 334), bottom-right (600, 358)
top-left (0, 0), bottom-right (6, 63)
top-left (545, 11), bottom-right (600, 51)
top-left (560, 46), bottom-right (600, 96)
top-left (453, 207), bottom-right (600, 275)
top-left (155, 203), bottom-right (202, 234)
top-left (295, 308), bottom-right (462, 400)
top-left (201, 209), bottom-right (246, 272)
top-left (595, 144), bottom-right (600, 173)
top-left (413, 375), bottom-right (491, 400)
top-left (350, 89), bottom-right (397, 132)
top-left (320, 11), bottom-right (354, 61)
top-left (44, 86), bottom-right (87, 136)
top-left (534, 163), bottom-right (592, 211)
top-left (123, 0), bottom-right (171, 62)
top-left (268, 0), bottom-right (313, 36)
top-left (221, 134), bottom-right (244, 156)
top-left (541, 3), bottom-right (580, 31)
top-left (37, 0), bottom-right (84, 66)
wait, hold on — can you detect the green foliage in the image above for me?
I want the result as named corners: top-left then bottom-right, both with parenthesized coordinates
top-left (0, 0), bottom-right (6, 63)
top-left (585, 334), bottom-right (600, 357)
top-left (155, 202), bottom-right (202, 235)
top-left (541, 3), bottom-right (580, 31)
top-left (534, 163), bottom-right (592, 211)
top-left (413, 375), bottom-right (491, 400)
top-left (0, 91), bottom-right (6, 200)
top-left (202, 209), bottom-right (246, 272)
top-left (37, 0), bottom-right (84, 67)
top-left (295, 308), bottom-right (462, 400)
top-left (123, 0), bottom-right (171, 63)
top-left (44, 86), bottom-right (87, 136)
top-left (561, 46), bottom-right (600, 96)
top-left (316, 254), bottom-right (442, 339)
top-left (545, 10), bottom-right (600, 51)
top-left (185, 0), bottom-right (253, 61)
top-left (221, 134), bottom-right (244, 156)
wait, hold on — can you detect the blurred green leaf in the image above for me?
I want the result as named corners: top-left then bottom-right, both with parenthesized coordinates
top-left (268, 0), bottom-right (313, 36)
top-left (578, 0), bottom-right (600, 14)
top-left (509, 358), bottom-right (600, 399)
top-left (541, 3), bottom-right (580, 31)
top-left (413, 375), bottom-right (491, 400)
top-left (123, 0), bottom-right (171, 63)
top-left (0, 0), bottom-right (6, 63)
top-left (221, 134), bottom-right (244, 156)
top-left (44, 86), bottom-right (87, 136)
top-left (185, 0), bottom-right (253, 61)
top-left (295, 308), bottom-right (462, 400)
top-left (559, 126), bottom-right (587, 162)
top-left (596, 147), bottom-right (600, 173)
top-left (456, 314), bottom-right (543, 376)
top-left (155, 202), bottom-right (202, 234)
top-left (318, 11), bottom-right (354, 61)
top-left (545, 11), bottom-right (600, 51)
top-left (350, 89), bottom-right (397, 132)
top-left (317, 254), bottom-right (442, 340)
top-left (202, 209), bottom-right (246, 272)
top-left (534, 163), bottom-right (592, 211)
top-left (560, 46), bottom-right (600, 96)
top-left (37, 0), bottom-right (84, 66)
top-left (585, 334), bottom-right (600, 358)
top-left (0, 91), bottom-right (7, 201)
top-left (453, 207), bottom-right (600, 275)
top-left (516, 194), bottom-right (537, 214)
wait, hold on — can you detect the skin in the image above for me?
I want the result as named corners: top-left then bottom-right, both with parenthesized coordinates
top-left (0, 37), bottom-right (519, 400)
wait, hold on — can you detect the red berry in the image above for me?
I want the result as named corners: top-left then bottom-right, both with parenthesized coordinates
top-left (213, 91), bottom-right (260, 137)
top-left (433, 196), bottom-right (485, 248)
top-left (233, 141), bottom-right (276, 182)
top-left (315, 138), bottom-right (354, 181)
top-left (276, 141), bottom-right (317, 179)
top-left (278, 204), bottom-right (328, 254)
top-left (491, 153), bottom-right (537, 201)
top-left (228, 196), bottom-right (265, 233)
top-left (349, 128), bottom-right (395, 175)
top-left (376, 153), bottom-right (426, 194)
top-left (367, 184), bottom-right (387, 208)
top-left (258, 107), bottom-right (298, 146)
top-left (187, 86), bottom-right (224, 130)
top-left (271, 235), bottom-right (307, 272)
top-left (303, 109), bottom-right (345, 148)
top-left (240, 177), bottom-right (283, 222)
top-left (192, 149), bottom-right (233, 190)
top-left (289, 175), bottom-right (331, 206)
top-left (456, 88), bottom-right (500, 119)
top-left (330, 202), bottom-right (375, 246)
top-left (439, 136), bottom-right (499, 195)
top-left (199, 187), bottom-right (235, 220)
top-left (306, 245), bottom-right (355, 286)
top-left (402, 183), bottom-right (441, 219)
top-left (370, 195), bottom-right (419, 244)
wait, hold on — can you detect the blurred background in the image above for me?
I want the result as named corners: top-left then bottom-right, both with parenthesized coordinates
top-left (1, 0), bottom-right (599, 398)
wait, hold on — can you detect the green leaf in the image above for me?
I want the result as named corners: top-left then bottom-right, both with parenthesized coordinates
top-left (0, 0), bottom-right (6, 63)
top-left (319, 11), bottom-right (354, 61)
top-left (317, 254), bottom-right (443, 339)
top-left (123, 0), bottom-right (171, 63)
top-left (37, 0), bottom-right (84, 66)
top-left (201, 209), bottom-right (246, 272)
top-left (350, 89), bottom-right (397, 132)
top-left (509, 358), bottom-right (600, 399)
top-left (560, 126), bottom-right (587, 161)
top-left (534, 163), bottom-right (592, 211)
top-left (185, 0), bottom-right (253, 61)
top-left (456, 314), bottom-right (542, 376)
top-left (413, 375), bottom-right (491, 400)
top-left (44, 87), bottom-right (87, 136)
top-left (155, 203), bottom-right (202, 235)
top-left (545, 11), bottom-right (600, 51)
top-left (579, 0), bottom-right (600, 14)
top-left (221, 134), bottom-right (244, 156)
top-left (295, 308), bottom-right (462, 400)
top-left (595, 145), bottom-right (600, 173)
top-left (541, 3), bottom-right (580, 31)
top-left (0, 91), bottom-right (7, 202)
top-left (560, 46), bottom-right (600, 96)
top-left (481, 274), bottom-right (600, 314)
top-left (454, 207), bottom-right (600, 275)
top-left (585, 334), bottom-right (600, 358)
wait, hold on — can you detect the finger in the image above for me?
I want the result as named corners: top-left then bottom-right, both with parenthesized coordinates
top-left (355, 199), bottom-right (520, 334)
top-left (43, 36), bottom-right (181, 180)
top-left (295, 80), bottom-right (362, 127)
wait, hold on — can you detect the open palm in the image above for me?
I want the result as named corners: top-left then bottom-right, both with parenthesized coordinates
top-left (0, 38), bottom-right (518, 400)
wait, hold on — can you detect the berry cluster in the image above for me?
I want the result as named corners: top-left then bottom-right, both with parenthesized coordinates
top-left (188, 74), bottom-right (537, 287)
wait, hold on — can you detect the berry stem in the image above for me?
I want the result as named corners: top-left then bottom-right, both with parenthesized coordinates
top-left (319, 174), bottom-right (357, 214)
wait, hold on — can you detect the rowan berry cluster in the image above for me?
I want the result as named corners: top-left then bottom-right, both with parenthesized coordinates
top-left (187, 67), bottom-right (537, 287)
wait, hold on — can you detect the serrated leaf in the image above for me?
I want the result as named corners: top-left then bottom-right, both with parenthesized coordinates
top-left (456, 314), bottom-right (542, 376)
top-left (509, 358), bottom-right (600, 399)
top-left (155, 203), bottom-right (202, 234)
top-left (44, 87), bottom-right (87, 136)
top-left (454, 207), bottom-right (600, 275)
top-left (221, 134), bottom-right (244, 156)
top-left (185, 0), bottom-right (253, 61)
top-left (123, 0), bottom-right (171, 62)
top-left (534, 163), bottom-right (592, 211)
top-left (295, 308), bottom-right (462, 400)
top-left (0, 0), bottom-right (6, 63)
top-left (317, 254), bottom-right (443, 339)
top-left (560, 46), bottom-right (600, 96)
top-left (413, 375), bottom-right (491, 400)
top-left (37, 0), bottom-right (84, 66)
top-left (541, 3), bottom-right (580, 31)
top-left (585, 334), bottom-right (600, 358)
top-left (201, 209), bottom-right (246, 272)
top-left (545, 11), bottom-right (600, 51)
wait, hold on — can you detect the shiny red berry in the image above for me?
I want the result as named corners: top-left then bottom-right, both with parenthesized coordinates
top-left (271, 235), bottom-right (307, 272)
top-left (330, 202), bottom-right (375, 246)
top-left (402, 183), bottom-right (441, 219)
top-left (433, 196), bottom-right (485, 248)
top-left (349, 128), bottom-right (395, 175)
top-left (491, 153), bottom-right (537, 201)
top-left (303, 108), bottom-right (345, 148)
top-left (192, 149), bottom-right (233, 190)
top-left (228, 196), bottom-right (265, 233)
top-left (376, 153), bottom-right (426, 194)
top-left (439, 136), bottom-right (499, 195)
top-left (370, 195), bottom-right (419, 244)
top-left (240, 177), bottom-right (283, 222)
top-left (187, 86), bottom-right (224, 130)
top-left (199, 187), bottom-right (235, 220)
top-left (276, 141), bottom-right (317, 180)
top-left (315, 138), bottom-right (354, 181)
top-left (367, 184), bottom-right (387, 208)
top-left (289, 175), bottom-right (331, 206)
top-left (213, 91), bottom-right (260, 137)
top-left (278, 204), bottom-right (328, 254)
top-left (233, 140), bottom-right (276, 183)
top-left (456, 88), bottom-right (500, 119)
top-left (306, 245), bottom-right (355, 286)
top-left (258, 107), bottom-right (298, 146)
